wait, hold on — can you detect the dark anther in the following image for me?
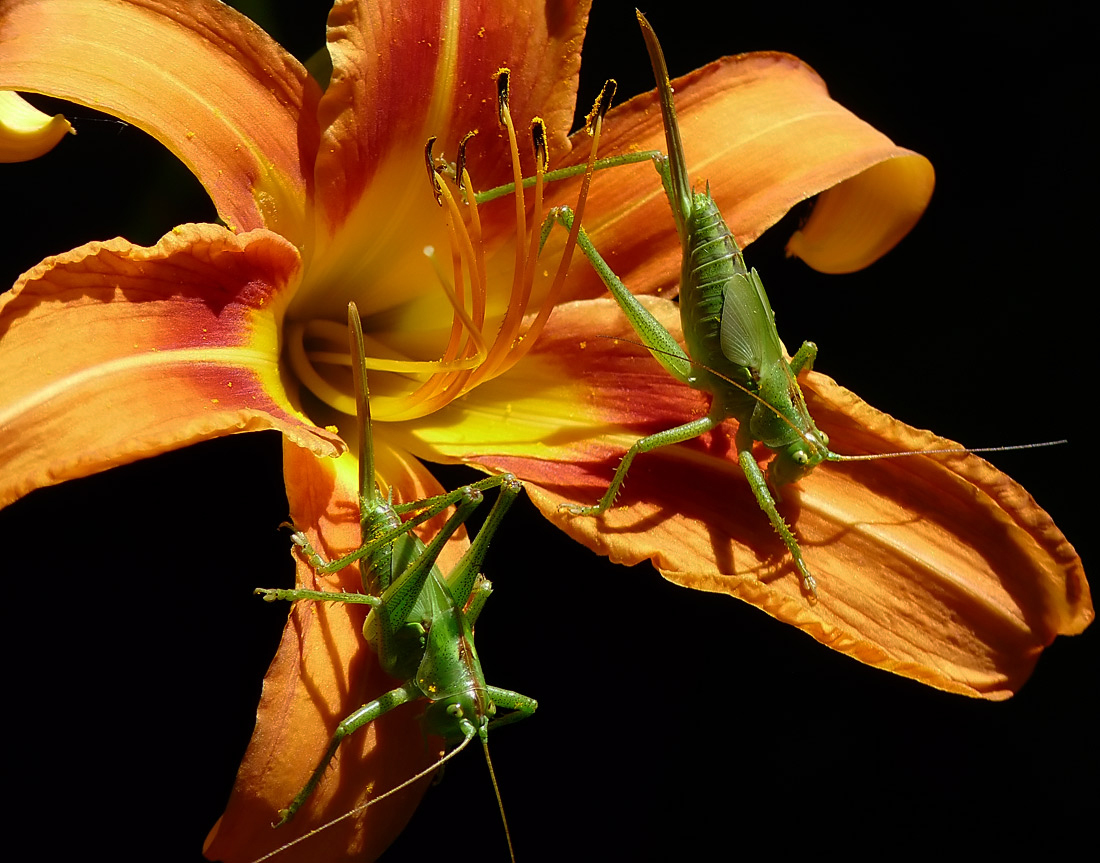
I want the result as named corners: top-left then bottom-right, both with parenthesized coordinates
top-left (586, 79), bottom-right (618, 134)
top-left (531, 118), bottom-right (548, 172)
top-left (424, 136), bottom-right (443, 205)
top-left (456, 130), bottom-right (478, 192)
top-left (494, 68), bottom-right (511, 127)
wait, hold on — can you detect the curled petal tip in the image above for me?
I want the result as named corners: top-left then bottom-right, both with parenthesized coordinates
top-left (0, 91), bottom-right (74, 163)
top-left (786, 153), bottom-right (935, 273)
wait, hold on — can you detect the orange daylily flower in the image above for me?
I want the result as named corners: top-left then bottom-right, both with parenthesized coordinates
top-left (1, 1), bottom-right (1090, 861)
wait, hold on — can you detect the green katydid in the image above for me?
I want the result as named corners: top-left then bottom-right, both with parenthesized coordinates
top-left (542, 11), bottom-right (832, 595)
top-left (550, 12), bottom-right (1060, 597)
top-left (252, 303), bottom-right (535, 861)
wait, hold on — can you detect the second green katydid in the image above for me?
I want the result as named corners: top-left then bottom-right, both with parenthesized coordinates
top-left (253, 303), bottom-right (535, 861)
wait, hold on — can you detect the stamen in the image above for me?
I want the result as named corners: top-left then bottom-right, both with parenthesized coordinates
top-left (499, 79), bottom-right (617, 372)
top-left (455, 129), bottom-right (478, 204)
top-left (457, 144), bottom-right (488, 333)
top-left (424, 136), bottom-right (443, 205)
top-left (304, 318), bottom-right (480, 376)
top-left (484, 117), bottom-right (548, 379)
top-left (487, 67), bottom-right (530, 374)
top-left (375, 142), bottom-right (497, 421)
top-left (494, 68), bottom-right (510, 126)
top-left (285, 320), bottom-right (356, 414)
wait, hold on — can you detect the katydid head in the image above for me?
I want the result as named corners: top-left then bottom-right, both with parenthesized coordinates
top-left (767, 427), bottom-right (831, 487)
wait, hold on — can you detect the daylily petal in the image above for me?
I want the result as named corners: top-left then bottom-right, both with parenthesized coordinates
top-left (786, 155), bottom-right (935, 273)
top-left (0, 0), bottom-right (321, 242)
top-left (207, 437), bottom-right (472, 863)
top-left (0, 224), bottom-right (340, 509)
top-left (301, 0), bottom-right (590, 317)
top-left (403, 298), bottom-right (1091, 700)
top-left (0, 90), bottom-right (74, 162)
top-left (528, 51), bottom-right (934, 305)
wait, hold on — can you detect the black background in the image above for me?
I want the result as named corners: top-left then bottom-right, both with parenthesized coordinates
top-left (2, 1), bottom-right (1094, 860)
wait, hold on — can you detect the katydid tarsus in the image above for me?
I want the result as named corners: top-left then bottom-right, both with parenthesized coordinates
top-left (547, 12), bottom-right (1063, 597)
top-left (252, 304), bottom-right (535, 862)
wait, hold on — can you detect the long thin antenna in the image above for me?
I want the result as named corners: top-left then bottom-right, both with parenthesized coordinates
top-left (828, 440), bottom-right (1068, 461)
top-left (249, 730), bottom-right (477, 863)
top-left (597, 335), bottom-right (1069, 460)
top-left (481, 729), bottom-right (516, 862)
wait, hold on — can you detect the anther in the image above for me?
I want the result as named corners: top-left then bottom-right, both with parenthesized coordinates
top-left (586, 79), bottom-right (617, 134)
top-left (494, 68), bottom-right (511, 126)
top-left (530, 117), bottom-right (548, 172)
top-left (424, 136), bottom-right (443, 205)
top-left (456, 130), bottom-right (478, 196)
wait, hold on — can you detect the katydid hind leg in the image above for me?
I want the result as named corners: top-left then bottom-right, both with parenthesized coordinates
top-left (561, 412), bottom-right (724, 516)
top-left (443, 473), bottom-right (523, 608)
top-left (546, 205), bottom-right (694, 385)
top-left (274, 682), bottom-right (420, 827)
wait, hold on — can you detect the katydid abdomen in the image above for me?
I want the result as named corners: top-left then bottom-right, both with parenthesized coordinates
top-left (680, 194), bottom-right (755, 407)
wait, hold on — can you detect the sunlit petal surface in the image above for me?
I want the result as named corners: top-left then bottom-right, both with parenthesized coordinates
top-left (402, 298), bottom-right (1092, 700)
top-left (0, 224), bottom-right (340, 509)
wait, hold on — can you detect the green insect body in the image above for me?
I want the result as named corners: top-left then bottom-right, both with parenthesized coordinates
top-left (256, 304), bottom-right (535, 858)
top-left (556, 12), bottom-right (832, 595)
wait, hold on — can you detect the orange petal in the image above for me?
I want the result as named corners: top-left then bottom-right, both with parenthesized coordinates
top-left (302, 0), bottom-right (591, 309)
top-left (531, 51), bottom-right (933, 303)
top-left (0, 91), bottom-right (74, 162)
top-left (207, 437), bottom-right (472, 862)
top-left (0, 224), bottom-right (341, 509)
top-left (402, 298), bottom-right (1091, 699)
top-left (315, 0), bottom-right (589, 232)
top-left (0, 0), bottom-right (321, 242)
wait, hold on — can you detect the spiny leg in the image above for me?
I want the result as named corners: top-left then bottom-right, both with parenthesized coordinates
top-left (444, 474), bottom-right (523, 607)
top-left (562, 412), bottom-right (724, 517)
top-left (275, 682), bottom-right (420, 827)
top-left (255, 586), bottom-right (381, 606)
top-left (736, 429), bottom-right (817, 597)
top-left (484, 686), bottom-right (538, 731)
top-left (543, 205), bottom-right (693, 385)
